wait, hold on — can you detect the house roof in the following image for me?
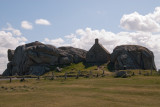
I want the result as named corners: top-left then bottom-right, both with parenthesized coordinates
top-left (88, 38), bottom-right (110, 54)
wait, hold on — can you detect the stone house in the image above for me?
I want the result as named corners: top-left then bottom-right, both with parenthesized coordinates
top-left (86, 39), bottom-right (110, 63)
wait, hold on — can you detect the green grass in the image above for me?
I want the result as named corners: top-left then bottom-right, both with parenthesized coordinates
top-left (0, 76), bottom-right (160, 107)
top-left (44, 62), bottom-right (112, 77)
top-left (43, 62), bottom-right (158, 78)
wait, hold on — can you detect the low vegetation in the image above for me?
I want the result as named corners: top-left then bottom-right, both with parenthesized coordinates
top-left (43, 62), bottom-right (158, 77)
top-left (44, 62), bottom-right (111, 77)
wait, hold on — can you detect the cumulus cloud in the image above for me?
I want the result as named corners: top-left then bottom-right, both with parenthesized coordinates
top-left (0, 26), bottom-right (27, 74)
top-left (44, 38), bottom-right (65, 47)
top-left (43, 28), bottom-right (160, 70)
top-left (120, 7), bottom-right (160, 32)
top-left (148, 7), bottom-right (160, 23)
top-left (21, 21), bottom-right (33, 29)
top-left (35, 19), bottom-right (51, 25)
top-left (2, 23), bottom-right (22, 36)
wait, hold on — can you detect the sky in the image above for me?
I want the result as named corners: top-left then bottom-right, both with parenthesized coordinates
top-left (0, 0), bottom-right (160, 74)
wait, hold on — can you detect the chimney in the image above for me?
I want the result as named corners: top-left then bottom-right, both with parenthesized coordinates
top-left (95, 38), bottom-right (99, 44)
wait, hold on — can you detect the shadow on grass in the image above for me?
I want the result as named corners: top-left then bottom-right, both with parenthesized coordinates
top-left (83, 61), bottom-right (114, 72)
top-left (107, 62), bottom-right (115, 72)
top-left (82, 62), bottom-right (105, 69)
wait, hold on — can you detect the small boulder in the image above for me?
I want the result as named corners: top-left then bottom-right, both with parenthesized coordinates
top-left (56, 67), bottom-right (62, 72)
top-left (114, 71), bottom-right (129, 78)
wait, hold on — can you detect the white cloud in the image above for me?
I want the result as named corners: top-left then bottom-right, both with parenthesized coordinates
top-left (148, 7), bottom-right (160, 23)
top-left (64, 34), bottom-right (76, 39)
top-left (44, 38), bottom-right (65, 47)
top-left (2, 23), bottom-right (22, 36)
top-left (120, 7), bottom-right (160, 32)
top-left (21, 21), bottom-right (33, 30)
top-left (35, 19), bottom-right (51, 25)
top-left (0, 25), bottom-right (27, 74)
top-left (43, 28), bottom-right (160, 70)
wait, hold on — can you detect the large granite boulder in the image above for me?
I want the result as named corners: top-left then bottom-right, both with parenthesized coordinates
top-left (3, 41), bottom-right (87, 76)
top-left (58, 47), bottom-right (87, 63)
top-left (111, 45), bottom-right (156, 70)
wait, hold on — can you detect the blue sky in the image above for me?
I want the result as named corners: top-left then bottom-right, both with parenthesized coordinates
top-left (0, 0), bottom-right (160, 73)
top-left (0, 0), bottom-right (159, 41)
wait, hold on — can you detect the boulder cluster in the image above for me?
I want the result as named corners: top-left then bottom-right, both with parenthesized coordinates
top-left (3, 41), bottom-right (157, 76)
top-left (3, 41), bottom-right (87, 76)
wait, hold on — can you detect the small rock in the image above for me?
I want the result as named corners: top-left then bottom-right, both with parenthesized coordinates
top-left (56, 67), bottom-right (62, 72)
top-left (114, 71), bottom-right (129, 78)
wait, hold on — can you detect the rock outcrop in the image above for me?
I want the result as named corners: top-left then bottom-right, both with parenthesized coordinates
top-left (58, 47), bottom-right (87, 63)
top-left (8, 49), bottom-right (14, 61)
top-left (2, 40), bottom-right (157, 76)
top-left (111, 45), bottom-right (156, 70)
top-left (3, 41), bottom-right (87, 76)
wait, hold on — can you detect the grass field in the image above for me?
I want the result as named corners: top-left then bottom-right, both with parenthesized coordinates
top-left (0, 75), bottom-right (160, 107)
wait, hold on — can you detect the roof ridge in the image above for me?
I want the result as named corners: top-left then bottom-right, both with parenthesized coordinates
top-left (97, 43), bottom-right (110, 53)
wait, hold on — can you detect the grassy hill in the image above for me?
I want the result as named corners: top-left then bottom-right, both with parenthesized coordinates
top-left (43, 62), bottom-right (113, 77)
top-left (43, 62), bottom-right (157, 77)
